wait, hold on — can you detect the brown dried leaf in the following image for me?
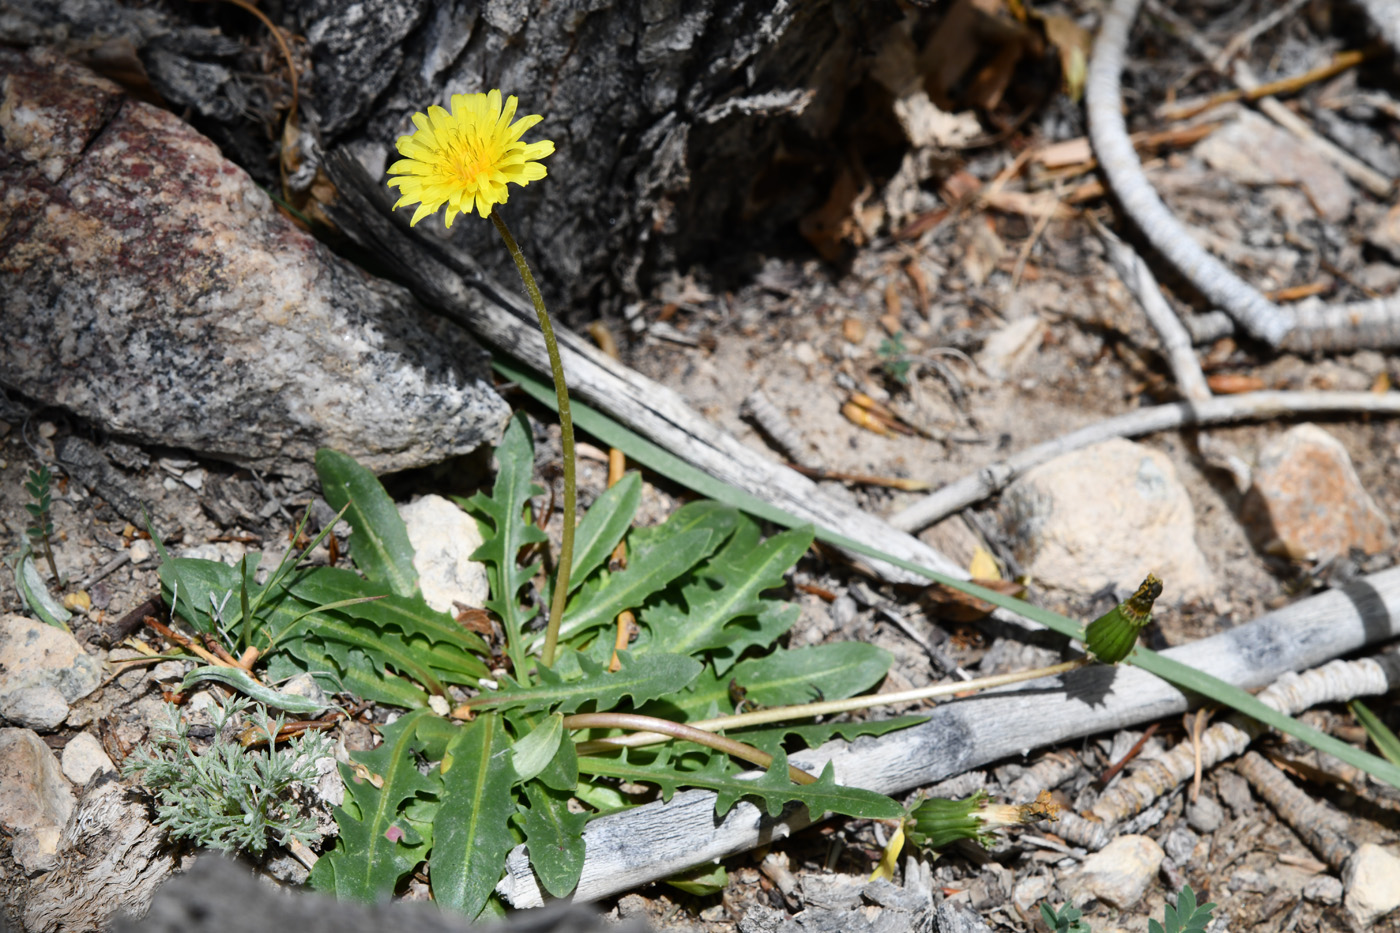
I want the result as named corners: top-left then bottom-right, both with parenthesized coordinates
top-left (922, 578), bottom-right (1026, 623)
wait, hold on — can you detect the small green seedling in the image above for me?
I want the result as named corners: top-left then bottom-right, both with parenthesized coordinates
top-left (1039, 885), bottom-right (1215, 933)
top-left (878, 332), bottom-right (913, 386)
top-left (1151, 884), bottom-right (1215, 933)
top-left (24, 465), bottom-right (60, 582)
top-left (1040, 902), bottom-right (1091, 933)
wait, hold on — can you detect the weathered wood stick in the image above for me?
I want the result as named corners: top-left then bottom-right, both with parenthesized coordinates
top-left (497, 567), bottom-right (1400, 906)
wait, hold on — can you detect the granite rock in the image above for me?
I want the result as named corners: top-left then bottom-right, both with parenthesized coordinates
top-left (0, 47), bottom-right (509, 474)
top-left (0, 613), bottom-right (103, 730)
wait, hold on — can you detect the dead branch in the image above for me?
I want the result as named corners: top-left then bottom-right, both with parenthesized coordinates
top-left (1090, 215), bottom-right (1211, 402)
top-left (887, 390), bottom-right (1400, 533)
top-left (1088, 0), bottom-right (1400, 353)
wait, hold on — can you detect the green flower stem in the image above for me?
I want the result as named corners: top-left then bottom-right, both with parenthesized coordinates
top-left (574, 659), bottom-right (1090, 754)
top-left (561, 712), bottom-right (819, 785)
top-left (491, 207), bottom-right (574, 670)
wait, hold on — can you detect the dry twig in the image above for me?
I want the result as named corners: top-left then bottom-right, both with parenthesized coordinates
top-left (888, 390), bottom-right (1400, 533)
top-left (1089, 0), bottom-right (1400, 353)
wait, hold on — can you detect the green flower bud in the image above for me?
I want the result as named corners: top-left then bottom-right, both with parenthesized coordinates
top-left (905, 790), bottom-right (1059, 851)
top-left (1084, 574), bottom-right (1162, 664)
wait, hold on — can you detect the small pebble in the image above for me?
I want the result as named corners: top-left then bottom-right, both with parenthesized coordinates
top-left (60, 731), bottom-right (115, 784)
top-left (62, 590), bottom-right (91, 612)
top-left (1186, 796), bottom-right (1224, 833)
top-left (1303, 875), bottom-right (1343, 906)
top-left (1163, 826), bottom-right (1199, 865)
top-left (1344, 843), bottom-right (1400, 927)
top-left (127, 539), bottom-right (153, 564)
top-left (1070, 834), bottom-right (1163, 909)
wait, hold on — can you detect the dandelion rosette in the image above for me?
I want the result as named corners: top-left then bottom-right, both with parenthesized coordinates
top-left (387, 89), bottom-right (554, 228)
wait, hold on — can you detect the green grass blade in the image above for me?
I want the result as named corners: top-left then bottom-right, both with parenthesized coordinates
top-left (1351, 699), bottom-right (1400, 766)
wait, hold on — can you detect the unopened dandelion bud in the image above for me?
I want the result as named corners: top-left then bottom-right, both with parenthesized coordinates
top-left (1084, 574), bottom-right (1162, 664)
top-left (905, 790), bottom-right (1059, 852)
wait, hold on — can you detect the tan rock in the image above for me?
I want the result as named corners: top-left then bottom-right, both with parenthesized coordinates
top-left (1344, 843), bottom-right (1400, 926)
top-left (1241, 424), bottom-right (1393, 561)
top-left (0, 728), bottom-right (76, 874)
top-left (1001, 439), bottom-right (1214, 599)
top-left (60, 731), bottom-right (116, 785)
top-left (1069, 834), bottom-right (1163, 909)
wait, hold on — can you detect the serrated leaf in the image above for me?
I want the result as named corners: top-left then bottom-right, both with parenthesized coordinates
top-left (708, 602), bottom-right (801, 675)
top-left (431, 712), bottom-right (516, 919)
top-left (270, 637), bottom-right (429, 709)
top-left (734, 715), bottom-right (929, 755)
top-left (313, 709), bottom-right (438, 901)
top-left (459, 414), bottom-right (548, 674)
top-left (471, 651), bottom-right (701, 715)
top-left (628, 500), bottom-right (738, 563)
top-left (547, 527), bottom-right (720, 646)
top-left (552, 471), bottom-right (642, 599)
top-left (639, 516), bottom-right (811, 659)
top-left (316, 449), bottom-right (418, 597)
top-left (285, 611), bottom-right (446, 695)
top-left (578, 748), bottom-right (901, 820)
top-left (288, 566), bottom-right (489, 681)
top-left (519, 779), bottom-right (587, 898)
top-left (732, 643), bottom-right (891, 707)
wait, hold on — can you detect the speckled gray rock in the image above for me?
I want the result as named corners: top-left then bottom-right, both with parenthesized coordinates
top-left (0, 47), bottom-right (509, 473)
top-left (0, 685), bottom-right (69, 732)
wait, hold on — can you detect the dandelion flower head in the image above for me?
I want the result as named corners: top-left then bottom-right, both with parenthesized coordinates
top-left (387, 89), bottom-right (554, 228)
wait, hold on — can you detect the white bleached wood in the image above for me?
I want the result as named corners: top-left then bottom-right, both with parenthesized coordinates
top-left (1091, 215), bottom-right (1211, 402)
top-left (1090, 0), bottom-right (1400, 352)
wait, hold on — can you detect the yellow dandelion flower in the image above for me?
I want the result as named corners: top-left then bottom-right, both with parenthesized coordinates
top-left (386, 89), bottom-right (554, 228)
